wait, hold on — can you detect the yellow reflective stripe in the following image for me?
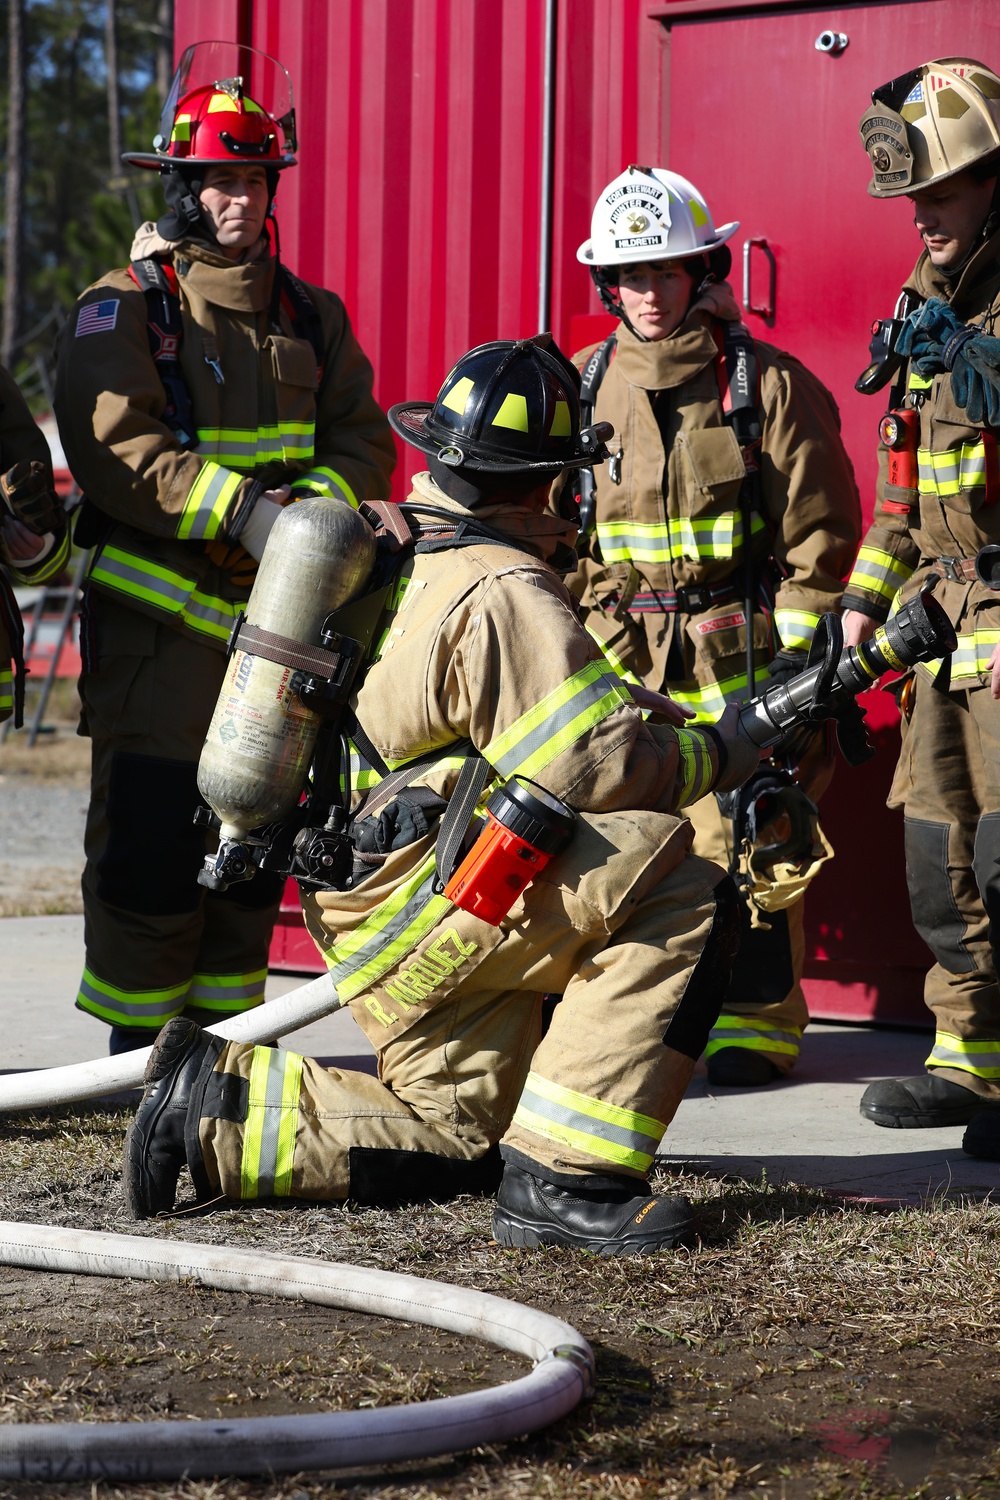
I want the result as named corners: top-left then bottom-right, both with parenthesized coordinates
top-left (669, 660), bottom-right (771, 725)
top-left (0, 668), bottom-right (11, 713)
top-left (288, 467), bottom-right (359, 508)
top-left (948, 627), bottom-right (1000, 682)
top-left (76, 964), bottom-right (189, 1026)
top-left (11, 526), bottom-right (72, 586)
top-left (774, 608), bottom-right (820, 652)
top-left (324, 851), bottom-right (451, 1003)
top-left (596, 511), bottom-right (766, 566)
top-left (177, 460), bottom-right (242, 540)
top-left (705, 1014), bottom-right (803, 1058)
top-left (195, 422), bottom-right (315, 469)
top-left (512, 1071), bottom-right (665, 1172)
top-left (908, 371), bottom-right (933, 391)
top-left (674, 726), bottom-right (716, 806)
top-left (484, 661), bottom-right (632, 780)
top-left (90, 546), bottom-right (241, 644)
top-left (926, 1030), bottom-right (1000, 1078)
top-left (917, 441), bottom-right (989, 498)
top-left (847, 545), bottom-right (913, 604)
top-left (240, 1048), bottom-right (304, 1199)
top-left (584, 624), bottom-right (642, 689)
top-left (186, 967), bottom-right (267, 1011)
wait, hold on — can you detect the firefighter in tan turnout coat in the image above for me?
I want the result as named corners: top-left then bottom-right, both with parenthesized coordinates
top-left (55, 43), bottom-right (394, 1054)
top-left (841, 59), bottom-right (1000, 1147)
top-left (567, 167), bottom-right (861, 1086)
top-left (122, 337), bottom-right (765, 1255)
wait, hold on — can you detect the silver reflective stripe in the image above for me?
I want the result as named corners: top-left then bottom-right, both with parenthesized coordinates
top-left (77, 975), bottom-right (187, 1020)
top-left (185, 466), bottom-right (236, 539)
top-left (517, 1079), bottom-right (661, 1160)
top-left (490, 672), bottom-right (626, 780)
top-left (252, 1050), bottom-right (291, 1198)
top-left (928, 1038), bottom-right (1000, 1074)
top-left (93, 553), bottom-right (190, 608)
top-left (327, 865), bottom-right (441, 996)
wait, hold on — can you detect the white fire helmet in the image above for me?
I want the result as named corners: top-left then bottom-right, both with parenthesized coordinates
top-left (577, 165), bottom-right (739, 268)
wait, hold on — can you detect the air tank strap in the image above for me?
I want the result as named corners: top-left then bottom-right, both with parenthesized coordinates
top-left (232, 618), bottom-right (347, 679)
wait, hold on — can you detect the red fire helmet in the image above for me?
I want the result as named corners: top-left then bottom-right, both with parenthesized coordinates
top-left (123, 41), bottom-right (297, 172)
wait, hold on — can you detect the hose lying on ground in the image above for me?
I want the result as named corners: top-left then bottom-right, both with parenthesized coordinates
top-left (0, 970), bottom-right (343, 1111)
top-left (0, 1221), bottom-right (594, 1482)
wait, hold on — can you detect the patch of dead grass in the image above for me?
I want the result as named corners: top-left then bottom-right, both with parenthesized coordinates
top-left (1, 1108), bottom-right (1000, 1497)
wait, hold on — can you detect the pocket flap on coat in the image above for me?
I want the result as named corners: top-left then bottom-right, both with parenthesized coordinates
top-left (678, 425), bottom-right (746, 493)
top-left (268, 335), bottom-right (319, 390)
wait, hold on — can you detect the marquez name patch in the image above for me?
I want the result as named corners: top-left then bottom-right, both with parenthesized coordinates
top-left (695, 610), bottom-right (746, 635)
top-left (76, 300), bottom-right (120, 337)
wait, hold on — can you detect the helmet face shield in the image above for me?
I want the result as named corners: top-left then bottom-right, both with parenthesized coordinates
top-left (124, 41), bottom-right (297, 171)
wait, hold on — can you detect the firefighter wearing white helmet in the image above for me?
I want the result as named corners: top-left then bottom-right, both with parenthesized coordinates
top-left (562, 165), bottom-right (862, 1088)
top-left (842, 60), bottom-right (1000, 1144)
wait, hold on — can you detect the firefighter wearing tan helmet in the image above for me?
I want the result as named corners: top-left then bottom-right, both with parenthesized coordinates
top-left (121, 336), bottom-right (767, 1255)
top-left (842, 59), bottom-right (1000, 1152)
top-left (564, 165), bottom-right (862, 1088)
top-left (54, 42), bottom-right (395, 1056)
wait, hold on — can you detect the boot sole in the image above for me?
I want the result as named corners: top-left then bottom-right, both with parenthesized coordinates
top-left (491, 1209), bottom-right (695, 1256)
top-left (860, 1101), bottom-right (985, 1129)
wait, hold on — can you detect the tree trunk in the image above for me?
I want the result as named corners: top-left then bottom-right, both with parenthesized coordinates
top-left (105, 0), bottom-right (122, 175)
top-left (156, 0), bottom-right (174, 104)
top-left (2, 0), bottom-right (26, 370)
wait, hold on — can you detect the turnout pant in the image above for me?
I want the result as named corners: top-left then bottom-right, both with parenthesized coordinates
top-left (193, 816), bottom-right (738, 1204)
top-left (77, 594), bottom-right (282, 1033)
top-left (890, 674), bottom-right (1000, 1098)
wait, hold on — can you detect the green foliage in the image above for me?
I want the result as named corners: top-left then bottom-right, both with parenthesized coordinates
top-left (0, 0), bottom-right (168, 401)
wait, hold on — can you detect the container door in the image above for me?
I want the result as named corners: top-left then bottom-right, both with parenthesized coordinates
top-left (666, 0), bottom-right (1000, 1022)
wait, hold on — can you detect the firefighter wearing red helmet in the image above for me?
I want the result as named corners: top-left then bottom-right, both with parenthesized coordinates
top-left (120, 337), bottom-right (765, 1255)
top-left (841, 59), bottom-right (1000, 1148)
top-left (54, 43), bottom-right (395, 1055)
top-left (561, 166), bottom-right (862, 1089)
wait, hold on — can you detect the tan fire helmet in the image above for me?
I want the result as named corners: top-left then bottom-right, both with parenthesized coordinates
top-left (860, 58), bottom-right (1000, 198)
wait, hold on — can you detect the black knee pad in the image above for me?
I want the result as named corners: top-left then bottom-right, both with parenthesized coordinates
top-left (905, 817), bottom-right (975, 974)
top-left (347, 1145), bottom-right (504, 1206)
top-left (662, 875), bottom-right (740, 1060)
top-left (98, 753), bottom-right (205, 915)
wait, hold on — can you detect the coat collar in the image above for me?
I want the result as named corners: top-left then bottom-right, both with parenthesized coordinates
top-left (409, 471), bottom-right (579, 567)
top-left (173, 237), bottom-right (276, 313)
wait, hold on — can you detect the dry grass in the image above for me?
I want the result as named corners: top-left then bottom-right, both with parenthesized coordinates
top-left (1, 1104), bottom-right (999, 1498)
top-left (0, 864), bottom-right (83, 917)
top-left (0, 725), bottom-right (89, 782)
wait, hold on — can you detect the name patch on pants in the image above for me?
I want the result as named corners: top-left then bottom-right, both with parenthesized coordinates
top-left (364, 928), bottom-right (480, 1028)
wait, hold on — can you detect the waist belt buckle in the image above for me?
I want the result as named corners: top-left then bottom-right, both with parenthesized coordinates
top-left (937, 556), bottom-right (965, 583)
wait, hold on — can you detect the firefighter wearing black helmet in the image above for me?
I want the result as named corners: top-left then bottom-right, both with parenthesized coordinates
top-left (122, 336), bottom-right (765, 1256)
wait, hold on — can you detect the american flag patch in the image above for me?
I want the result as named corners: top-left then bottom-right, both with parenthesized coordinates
top-left (904, 80), bottom-right (924, 104)
top-left (76, 299), bottom-right (120, 337)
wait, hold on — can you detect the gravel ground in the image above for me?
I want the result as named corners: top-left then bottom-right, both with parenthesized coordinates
top-left (0, 728), bottom-right (88, 917)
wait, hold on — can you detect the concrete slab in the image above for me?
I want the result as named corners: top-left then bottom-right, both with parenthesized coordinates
top-left (2, 915), bottom-right (995, 1204)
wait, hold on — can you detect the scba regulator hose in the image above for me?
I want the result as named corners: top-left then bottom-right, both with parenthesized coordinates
top-left (0, 1222), bottom-right (594, 1482)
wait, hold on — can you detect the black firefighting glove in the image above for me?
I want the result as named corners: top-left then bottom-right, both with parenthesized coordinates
top-left (766, 649), bottom-right (808, 687)
top-left (1, 460), bottom-right (63, 536)
top-left (765, 649), bottom-right (821, 761)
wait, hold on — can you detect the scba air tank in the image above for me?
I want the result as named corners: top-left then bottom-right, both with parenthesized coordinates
top-left (198, 498), bottom-right (376, 841)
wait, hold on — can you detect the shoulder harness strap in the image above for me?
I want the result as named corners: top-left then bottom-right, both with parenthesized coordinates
top-left (575, 334), bottom-right (617, 539)
top-left (276, 265), bottom-right (326, 385)
top-left (128, 257), bottom-right (196, 447)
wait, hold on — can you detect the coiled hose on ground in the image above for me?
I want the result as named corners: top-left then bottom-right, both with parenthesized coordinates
top-left (0, 976), bottom-right (594, 1479)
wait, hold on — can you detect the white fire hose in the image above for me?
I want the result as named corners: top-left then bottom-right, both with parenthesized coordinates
top-left (0, 976), bottom-right (595, 1477)
top-left (0, 1222), bottom-right (594, 1481)
top-left (0, 968), bottom-right (343, 1111)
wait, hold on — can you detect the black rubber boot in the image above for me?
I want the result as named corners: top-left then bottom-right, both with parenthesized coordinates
top-left (963, 1110), bottom-right (1000, 1160)
top-left (491, 1163), bottom-right (695, 1255)
top-left (706, 1048), bottom-right (781, 1087)
top-left (859, 1073), bottom-right (992, 1128)
top-left (122, 1018), bottom-right (222, 1219)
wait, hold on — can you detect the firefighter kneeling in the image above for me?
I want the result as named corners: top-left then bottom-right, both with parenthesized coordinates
top-left (122, 338), bottom-right (762, 1255)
